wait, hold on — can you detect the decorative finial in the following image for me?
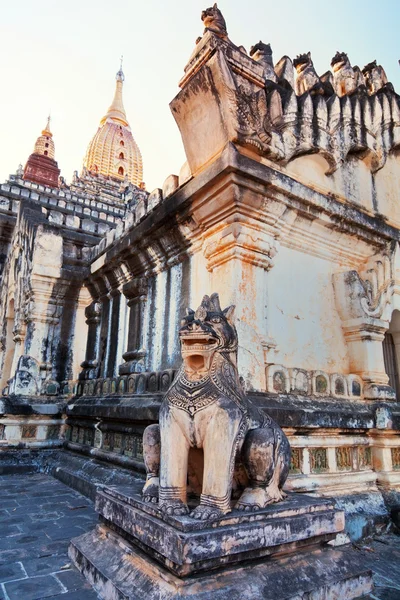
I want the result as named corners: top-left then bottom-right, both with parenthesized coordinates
top-left (201, 3), bottom-right (228, 40)
top-left (42, 114), bottom-right (52, 136)
top-left (116, 56), bottom-right (125, 82)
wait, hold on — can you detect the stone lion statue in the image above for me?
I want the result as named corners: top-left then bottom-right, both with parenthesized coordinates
top-left (142, 293), bottom-right (290, 520)
top-left (330, 51), bottom-right (365, 97)
top-left (201, 3), bottom-right (228, 40)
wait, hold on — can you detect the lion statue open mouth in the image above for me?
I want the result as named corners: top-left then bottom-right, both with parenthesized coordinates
top-left (142, 293), bottom-right (291, 521)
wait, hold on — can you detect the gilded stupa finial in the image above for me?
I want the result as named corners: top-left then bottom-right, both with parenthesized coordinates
top-left (83, 62), bottom-right (143, 186)
top-left (42, 114), bottom-right (52, 137)
top-left (116, 55), bottom-right (125, 83)
top-left (100, 62), bottom-right (128, 126)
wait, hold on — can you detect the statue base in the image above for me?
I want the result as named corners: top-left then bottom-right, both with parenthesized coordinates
top-left (69, 484), bottom-right (373, 599)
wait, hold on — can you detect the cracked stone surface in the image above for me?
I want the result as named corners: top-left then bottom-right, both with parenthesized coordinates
top-left (0, 473), bottom-right (399, 600)
top-left (0, 473), bottom-right (100, 600)
top-left (357, 534), bottom-right (400, 600)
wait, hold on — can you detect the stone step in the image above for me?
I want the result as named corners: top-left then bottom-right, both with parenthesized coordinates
top-left (69, 525), bottom-right (373, 600)
top-left (95, 486), bottom-right (345, 576)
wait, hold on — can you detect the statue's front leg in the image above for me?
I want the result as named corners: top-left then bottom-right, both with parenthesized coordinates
top-left (191, 406), bottom-right (244, 521)
top-left (159, 407), bottom-right (190, 516)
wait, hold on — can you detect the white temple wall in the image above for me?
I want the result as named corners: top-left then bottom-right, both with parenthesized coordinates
top-left (268, 245), bottom-right (349, 373)
top-left (188, 250), bottom-right (211, 309)
top-left (287, 154), bottom-right (375, 213)
top-left (374, 154), bottom-right (400, 228)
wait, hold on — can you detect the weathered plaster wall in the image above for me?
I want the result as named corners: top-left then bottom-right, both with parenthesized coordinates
top-left (268, 246), bottom-right (349, 372)
top-left (375, 154), bottom-right (400, 227)
top-left (287, 155), bottom-right (376, 214)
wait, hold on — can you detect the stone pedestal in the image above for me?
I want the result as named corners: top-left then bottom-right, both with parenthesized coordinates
top-left (69, 484), bottom-right (373, 599)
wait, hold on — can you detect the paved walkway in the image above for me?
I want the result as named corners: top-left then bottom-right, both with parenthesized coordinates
top-left (0, 473), bottom-right (399, 600)
top-left (0, 474), bottom-right (99, 599)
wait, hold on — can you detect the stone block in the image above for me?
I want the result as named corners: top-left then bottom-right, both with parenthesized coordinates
top-left (124, 212), bottom-right (135, 230)
top-left (135, 198), bottom-right (147, 221)
top-left (179, 161), bottom-right (192, 186)
top-left (48, 210), bottom-right (64, 225)
top-left (0, 196), bottom-right (11, 210)
top-left (82, 219), bottom-right (96, 233)
top-left (115, 220), bottom-right (125, 238)
top-left (65, 214), bottom-right (80, 229)
top-left (94, 485), bottom-right (344, 576)
top-left (97, 222), bottom-right (110, 235)
top-left (70, 523), bottom-right (372, 600)
top-left (147, 188), bottom-right (163, 212)
top-left (106, 229), bottom-right (115, 246)
top-left (162, 174), bottom-right (179, 198)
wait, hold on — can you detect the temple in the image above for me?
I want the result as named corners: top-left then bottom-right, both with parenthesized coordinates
top-left (0, 7), bottom-right (400, 589)
top-left (23, 116), bottom-right (61, 188)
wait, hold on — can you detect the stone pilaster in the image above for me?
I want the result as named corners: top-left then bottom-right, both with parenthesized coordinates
top-left (119, 278), bottom-right (148, 374)
top-left (24, 274), bottom-right (62, 383)
top-left (79, 301), bottom-right (102, 380)
top-left (341, 318), bottom-right (393, 398)
top-left (203, 221), bottom-right (278, 390)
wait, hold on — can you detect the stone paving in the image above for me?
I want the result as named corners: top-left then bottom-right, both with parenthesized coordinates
top-left (360, 534), bottom-right (400, 600)
top-left (0, 473), bottom-right (99, 600)
top-left (0, 472), bottom-right (399, 600)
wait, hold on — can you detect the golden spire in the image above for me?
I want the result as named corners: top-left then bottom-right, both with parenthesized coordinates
top-left (42, 115), bottom-right (52, 137)
top-left (100, 59), bottom-right (128, 126)
top-left (83, 63), bottom-right (143, 187)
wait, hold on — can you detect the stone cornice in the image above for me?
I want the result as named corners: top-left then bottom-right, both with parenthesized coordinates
top-left (88, 143), bottom-right (400, 284)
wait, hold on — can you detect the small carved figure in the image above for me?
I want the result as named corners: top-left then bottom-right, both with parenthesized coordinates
top-left (330, 51), bottom-right (365, 97)
top-left (8, 355), bottom-right (40, 396)
top-left (250, 42), bottom-right (277, 83)
top-left (142, 293), bottom-right (290, 520)
top-left (362, 60), bottom-right (389, 95)
top-left (293, 52), bottom-right (331, 96)
top-left (201, 3), bottom-right (228, 40)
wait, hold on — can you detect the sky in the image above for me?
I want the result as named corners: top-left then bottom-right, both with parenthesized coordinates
top-left (1, 0), bottom-right (399, 192)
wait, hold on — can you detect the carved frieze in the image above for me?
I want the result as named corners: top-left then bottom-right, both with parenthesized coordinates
top-left (392, 447), bottom-right (400, 470)
top-left (309, 448), bottom-right (328, 473)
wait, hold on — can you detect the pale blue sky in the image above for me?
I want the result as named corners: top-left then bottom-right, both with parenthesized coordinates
top-left (1, 0), bottom-right (399, 191)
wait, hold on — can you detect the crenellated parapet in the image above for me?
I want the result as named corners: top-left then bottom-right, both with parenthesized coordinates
top-left (172, 8), bottom-right (400, 178)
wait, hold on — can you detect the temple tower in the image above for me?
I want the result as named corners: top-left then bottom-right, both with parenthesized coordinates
top-left (23, 116), bottom-right (61, 188)
top-left (83, 65), bottom-right (143, 186)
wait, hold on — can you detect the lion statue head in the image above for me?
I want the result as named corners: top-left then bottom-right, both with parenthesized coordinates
top-left (179, 293), bottom-right (236, 381)
top-left (201, 3), bottom-right (228, 38)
